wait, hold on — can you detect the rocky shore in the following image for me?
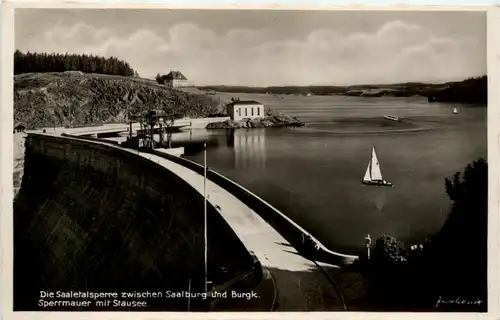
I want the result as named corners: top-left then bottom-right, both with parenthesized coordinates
top-left (206, 109), bottom-right (305, 129)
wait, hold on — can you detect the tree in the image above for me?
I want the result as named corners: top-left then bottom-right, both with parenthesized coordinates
top-left (155, 73), bottom-right (163, 84)
top-left (407, 158), bottom-right (488, 310)
top-left (424, 158), bottom-right (488, 300)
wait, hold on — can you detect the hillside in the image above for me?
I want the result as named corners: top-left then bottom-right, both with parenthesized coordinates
top-left (14, 72), bottom-right (223, 130)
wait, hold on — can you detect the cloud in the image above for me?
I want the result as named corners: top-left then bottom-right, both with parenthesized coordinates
top-left (17, 20), bottom-right (484, 86)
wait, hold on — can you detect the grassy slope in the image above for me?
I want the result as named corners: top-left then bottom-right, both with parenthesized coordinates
top-left (14, 72), bottom-right (223, 129)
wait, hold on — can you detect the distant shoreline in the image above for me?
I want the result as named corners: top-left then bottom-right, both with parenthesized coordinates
top-left (198, 76), bottom-right (487, 104)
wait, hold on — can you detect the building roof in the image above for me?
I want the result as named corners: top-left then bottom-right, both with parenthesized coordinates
top-left (165, 71), bottom-right (188, 80)
top-left (14, 122), bottom-right (26, 128)
top-left (228, 100), bottom-right (263, 106)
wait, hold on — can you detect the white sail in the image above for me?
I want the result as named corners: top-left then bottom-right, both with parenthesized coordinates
top-left (370, 147), bottom-right (383, 181)
top-left (363, 162), bottom-right (372, 182)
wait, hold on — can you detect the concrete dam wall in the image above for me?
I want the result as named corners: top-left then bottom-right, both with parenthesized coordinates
top-left (14, 134), bottom-right (255, 311)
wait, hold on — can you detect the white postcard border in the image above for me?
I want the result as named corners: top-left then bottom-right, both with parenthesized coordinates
top-left (1, 2), bottom-right (498, 320)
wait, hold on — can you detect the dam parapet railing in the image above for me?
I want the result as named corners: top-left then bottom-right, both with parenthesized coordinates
top-left (146, 148), bottom-right (359, 267)
top-left (59, 132), bottom-right (358, 266)
top-left (57, 134), bottom-right (359, 267)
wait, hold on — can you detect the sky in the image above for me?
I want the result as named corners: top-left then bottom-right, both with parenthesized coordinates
top-left (15, 9), bottom-right (486, 86)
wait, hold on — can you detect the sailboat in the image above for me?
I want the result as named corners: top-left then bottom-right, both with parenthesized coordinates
top-left (362, 146), bottom-right (393, 187)
top-left (453, 108), bottom-right (459, 114)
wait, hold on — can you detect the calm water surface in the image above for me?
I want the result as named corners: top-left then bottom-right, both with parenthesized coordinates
top-left (173, 94), bottom-right (487, 254)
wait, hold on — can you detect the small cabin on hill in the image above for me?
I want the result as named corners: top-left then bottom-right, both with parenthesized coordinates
top-left (226, 99), bottom-right (265, 121)
top-left (160, 71), bottom-right (189, 88)
top-left (14, 123), bottom-right (26, 133)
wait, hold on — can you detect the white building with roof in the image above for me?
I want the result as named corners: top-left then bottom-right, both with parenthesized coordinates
top-left (162, 71), bottom-right (189, 88)
top-left (226, 100), bottom-right (265, 121)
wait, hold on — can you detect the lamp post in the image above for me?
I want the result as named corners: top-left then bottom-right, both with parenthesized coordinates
top-left (365, 234), bottom-right (372, 260)
top-left (187, 278), bottom-right (191, 311)
top-left (203, 141), bottom-right (208, 294)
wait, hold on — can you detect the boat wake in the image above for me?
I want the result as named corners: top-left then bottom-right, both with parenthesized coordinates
top-left (292, 117), bottom-right (442, 136)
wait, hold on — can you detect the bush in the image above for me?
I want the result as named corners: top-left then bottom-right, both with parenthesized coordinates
top-left (372, 235), bottom-right (406, 266)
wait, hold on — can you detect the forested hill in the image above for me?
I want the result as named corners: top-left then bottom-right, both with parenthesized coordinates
top-left (14, 50), bottom-right (137, 77)
top-left (14, 51), bottom-right (222, 130)
top-left (427, 76), bottom-right (487, 104)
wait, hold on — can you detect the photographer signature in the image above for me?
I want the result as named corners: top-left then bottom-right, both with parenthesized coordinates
top-left (435, 296), bottom-right (483, 308)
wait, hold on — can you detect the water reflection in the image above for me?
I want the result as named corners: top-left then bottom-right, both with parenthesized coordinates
top-left (230, 129), bottom-right (266, 169)
top-left (169, 129), bottom-right (267, 170)
top-left (168, 129), bottom-right (225, 154)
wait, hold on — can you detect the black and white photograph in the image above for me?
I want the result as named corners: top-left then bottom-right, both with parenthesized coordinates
top-left (6, 4), bottom-right (495, 314)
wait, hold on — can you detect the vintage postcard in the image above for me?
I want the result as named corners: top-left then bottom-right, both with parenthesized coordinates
top-left (1, 2), bottom-right (498, 319)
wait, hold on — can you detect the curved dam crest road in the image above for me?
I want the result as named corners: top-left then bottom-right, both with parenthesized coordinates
top-left (146, 151), bottom-right (346, 311)
top-left (19, 133), bottom-right (353, 311)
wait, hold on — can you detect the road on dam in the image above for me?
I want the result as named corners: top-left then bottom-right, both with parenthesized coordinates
top-left (143, 150), bottom-right (348, 311)
top-left (100, 138), bottom-right (349, 311)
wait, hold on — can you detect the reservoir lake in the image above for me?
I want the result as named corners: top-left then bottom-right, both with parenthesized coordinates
top-left (172, 93), bottom-right (487, 255)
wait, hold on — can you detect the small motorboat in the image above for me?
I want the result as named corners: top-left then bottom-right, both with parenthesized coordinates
top-left (384, 115), bottom-right (399, 121)
top-left (453, 108), bottom-right (459, 114)
top-left (362, 145), bottom-right (393, 187)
